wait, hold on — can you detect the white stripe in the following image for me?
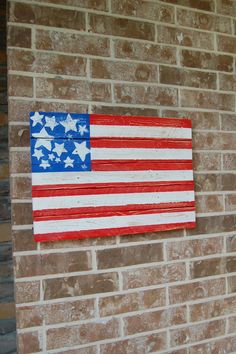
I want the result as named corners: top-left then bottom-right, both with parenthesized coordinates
top-left (33, 191), bottom-right (194, 211)
top-left (34, 211), bottom-right (196, 234)
top-left (32, 170), bottom-right (193, 186)
top-left (90, 125), bottom-right (192, 139)
top-left (91, 148), bottom-right (192, 160)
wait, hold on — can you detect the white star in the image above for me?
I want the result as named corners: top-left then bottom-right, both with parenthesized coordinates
top-left (30, 112), bottom-right (44, 127)
top-left (48, 153), bottom-right (55, 161)
top-left (35, 139), bottom-right (52, 151)
top-left (72, 141), bottom-right (90, 162)
top-left (60, 114), bottom-right (77, 133)
top-left (64, 156), bottom-right (74, 168)
top-left (39, 159), bottom-right (50, 169)
top-left (45, 116), bottom-right (58, 130)
top-left (78, 125), bottom-right (88, 136)
top-left (32, 127), bottom-right (53, 139)
top-left (52, 142), bottom-right (67, 157)
top-left (81, 164), bottom-right (87, 170)
top-left (55, 157), bottom-right (60, 163)
top-left (33, 149), bottom-right (44, 160)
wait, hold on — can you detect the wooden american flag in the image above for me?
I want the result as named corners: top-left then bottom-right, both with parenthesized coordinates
top-left (30, 112), bottom-right (196, 242)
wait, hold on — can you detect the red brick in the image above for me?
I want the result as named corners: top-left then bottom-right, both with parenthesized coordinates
top-left (114, 39), bottom-right (177, 64)
top-left (180, 49), bottom-right (233, 72)
top-left (40, 234), bottom-right (116, 250)
top-left (89, 14), bottom-right (155, 41)
top-left (9, 125), bottom-right (30, 147)
top-left (225, 194), bottom-right (236, 211)
top-left (160, 0), bottom-right (215, 12)
top-left (111, 0), bottom-right (175, 23)
top-left (92, 105), bottom-right (158, 117)
top-left (170, 319), bottom-right (225, 346)
top-left (162, 110), bottom-right (220, 131)
top-left (100, 332), bottom-right (167, 354)
top-left (223, 153), bottom-right (236, 170)
top-left (219, 73), bottom-right (236, 91)
top-left (190, 296), bottom-right (236, 322)
top-left (114, 84), bottom-right (178, 106)
top-left (36, 0), bottom-right (108, 11)
top-left (8, 49), bottom-right (87, 77)
top-left (160, 65), bottom-right (216, 89)
top-left (193, 132), bottom-right (236, 150)
top-left (18, 331), bottom-right (42, 354)
top-left (14, 250), bottom-right (92, 278)
top-left (189, 336), bottom-right (236, 354)
top-left (8, 99), bottom-right (88, 122)
top-left (10, 151), bottom-right (30, 173)
top-left (216, 0), bottom-right (236, 16)
top-left (46, 318), bottom-right (120, 349)
top-left (193, 152), bottom-right (221, 171)
top-left (228, 275), bottom-right (236, 294)
top-left (17, 299), bottom-right (95, 328)
top-left (123, 263), bottom-right (186, 289)
top-left (97, 243), bottom-right (163, 269)
top-left (169, 278), bottom-right (225, 304)
top-left (8, 75), bottom-right (33, 98)
top-left (11, 202), bottom-right (32, 225)
top-left (15, 281), bottom-right (40, 304)
top-left (156, 25), bottom-right (214, 50)
top-left (36, 29), bottom-right (110, 57)
top-left (9, 2), bottom-right (85, 30)
top-left (12, 229), bottom-right (37, 252)
top-left (43, 272), bottom-right (119, 300)
top-left (99, 288), bottom-right (165, 317)
top-left (17, 305), bottom-right (42, 329)
top-left (166, 237), bottom-right (224, 261)
top-left (229, 316), bottom-right (236, 333)
top-left (186, 215), bottom-right (236, 235)
top-left (11, 177), bottom-right (31, 199)
top-left (190, 257), bottom-right (226, 279)
top-left (120, 228), bottom-right (184, 243)
top-left (8, 26), bottom-right (31, 48)
top-left (91, 59), bottom-right (158, 82)
top-left (226, 256), bottom-right (236, 273)
top-left (124, 306), bottom-right (187, 335)
top-left (196, 195), bottom-right (224, 213)
top-left (36, 78), bottom-right (111, 102)
top-left (194, 173), bottom-right (235, 193)
top-left (217, 34), bottom-right (236, 54)
top-left (181, 89), bottom-right (235, 111)
top-left (221, 113), bottom-right (236, 131)
top-left (227, 235), bottom-right (236, 252)
top-left (177, 8), bottom-right (231, 33)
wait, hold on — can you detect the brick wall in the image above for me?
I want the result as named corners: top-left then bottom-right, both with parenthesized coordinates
top-left (7, 0), bottom-right (236, 353)
top-left (0, 0), bottom-right (16, 353)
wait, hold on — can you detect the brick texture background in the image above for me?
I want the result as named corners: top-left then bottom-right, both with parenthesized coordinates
top-left (0, 1), bottom-right (16, 353)
top-left (7, 0), bottom-right (236, 353)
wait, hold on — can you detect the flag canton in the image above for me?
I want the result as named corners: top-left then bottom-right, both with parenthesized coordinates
top-left (30, 112), bottom-right (91, 173)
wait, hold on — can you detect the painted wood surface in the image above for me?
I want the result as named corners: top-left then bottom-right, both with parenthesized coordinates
top-left (30, 112), bottom-right (196, 242)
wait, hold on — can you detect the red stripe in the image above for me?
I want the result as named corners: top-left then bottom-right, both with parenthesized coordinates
top-left (90, 138), bottom-right (192, 149)
top-left (32, 180), bottom-right (194, 192)
top-left (32, 181), bottom-right (194, 197)
top-left (92, 160), bottom-right (193, 171)
top-left (34, 222), bottom-right (196, 242)
top-left (90, 114), bottom-right (192, 128)
top-left (33, 202), bottom-right (195, 219)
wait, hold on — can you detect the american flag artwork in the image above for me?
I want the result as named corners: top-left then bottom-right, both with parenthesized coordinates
top-left (30, 112), bottom-right (196, 242)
